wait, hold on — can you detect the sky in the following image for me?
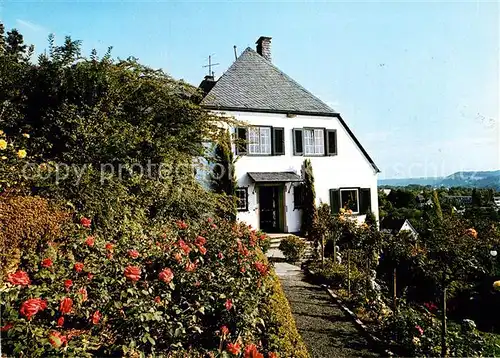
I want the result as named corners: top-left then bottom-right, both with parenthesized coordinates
top-left (1, 0), bottom-right (499, 179)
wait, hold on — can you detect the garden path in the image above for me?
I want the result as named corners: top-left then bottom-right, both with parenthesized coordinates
top-left (275, 262), bottom-right (380, 358)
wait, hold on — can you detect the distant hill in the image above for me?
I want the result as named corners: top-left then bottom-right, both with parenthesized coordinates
top-left (379, 170), bottom-right (500, 190)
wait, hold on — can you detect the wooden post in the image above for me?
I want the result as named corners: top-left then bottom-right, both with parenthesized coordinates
top-left (393, 267), bottom-right (397, 312)
top-left (441, 282), bottom-right (447, 357)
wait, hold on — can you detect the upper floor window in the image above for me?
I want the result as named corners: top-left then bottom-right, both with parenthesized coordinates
top-left (248, 127), bottom-right (271, 155)
top-left (236, 127), bottom-right (285, 156)
top-left (304, 129), bottom-right (325, 155)
top-left (293, 128), bottom-right (337, 156)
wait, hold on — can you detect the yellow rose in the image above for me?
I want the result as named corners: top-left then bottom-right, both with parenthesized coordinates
top-left (493, 280), bottom-right (500, 291)
top-left (0, 130), bottom-right (4, 136)
top-left (0, 139), bottom-right (7, 150)
top-left (22, 133), bottom-right (30, 138)
top-left (1, 156), bottom-right (7, 160)
top-left (17, 149), bottom-right (27, 159)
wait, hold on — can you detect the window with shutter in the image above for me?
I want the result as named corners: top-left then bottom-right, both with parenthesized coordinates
top-left (330, 189), bottom-right (340, 214)
top-left (359, 188), bottom-right (371, 214)
top-left (273, 127), bottom-right (285, 155)
top-left (325, 129), bottom-right (337, 156)
top-left (293, 128), bottom-right (303, 155)
top-left (236, 128), bottom-right (248, 155)
top-left (340, 188), bottom-right (359, 213)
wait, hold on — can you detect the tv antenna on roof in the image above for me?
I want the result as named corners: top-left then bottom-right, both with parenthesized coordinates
top-left (203, 54), bottom-right (219, 77)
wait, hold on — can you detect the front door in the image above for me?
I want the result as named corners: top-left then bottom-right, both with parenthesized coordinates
top-left (259, 186), bottom-right (281, 232)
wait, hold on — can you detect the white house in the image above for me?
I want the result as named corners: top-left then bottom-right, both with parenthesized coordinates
top-left (380, 217), bottom-right (419, 239)
top-left (200, 36), bottom-right (379, 233)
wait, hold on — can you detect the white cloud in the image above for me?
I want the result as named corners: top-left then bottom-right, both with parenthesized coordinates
top-left (16, 19), bottom-right (48, 34)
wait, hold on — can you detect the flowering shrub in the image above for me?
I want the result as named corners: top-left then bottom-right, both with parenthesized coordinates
top-left (0, 217), bottom-right (293, 357)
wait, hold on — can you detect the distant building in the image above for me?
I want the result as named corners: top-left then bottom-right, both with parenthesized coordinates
top-left (494, 196), bottom-right (500, 209)
top-left (380, 217), bottom-right (419, 239)
top-left (416, 194), bottom-right (433, 208)
top-left (443, 195), bottom-right (472, 207)
top-left (381, 189), bottom-right (392, 196)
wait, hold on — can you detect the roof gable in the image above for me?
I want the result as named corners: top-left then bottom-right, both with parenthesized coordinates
top-left (201, 48), bottom-right (335, 115)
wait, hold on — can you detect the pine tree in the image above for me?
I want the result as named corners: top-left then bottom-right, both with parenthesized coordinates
top-left (301, 159), bottom-right (317, 238)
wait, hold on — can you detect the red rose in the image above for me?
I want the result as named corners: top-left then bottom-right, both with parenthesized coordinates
top-left (225, 299), bottom-right (233, 311)
top-left (7, 270), bottom-right (31, 286)
top-left (244, 343), bottom-right (263, 358)
top-left (195, 236), bottom-right (207, 246)
top-left (218, 252), bottom-right (224, 259)
top-left (220, 325), bottom-right (229, 336)
top-left (240, 266), bottom-right (246, 273)
top-left (57, 316), bottom-right (64, 327)
top-left (80, 217), bottom-right (91, 228)
top-left (64, 279), bottom-right (73, 290)
top-left (78, 287), bottom-right (88, 302)
top-left (0, 323), bottom-right (13, 332)
top-left (48, 331), bottom-right (67, 348)
top-left (226, 342), bottom-right (241, 355)
top-left (20, 298), bottom-right (47, 320)
top-left (85, 236), bottom-right (95, 247)
top-left (91, 310), bottom-right (101, 325)
top-left (154, 296), bottom-right (161, 304)
top-left (128, 249), bottom-right (139, 259)
top-left (211, 224), bottom-right (217, 229)
top-left (105, 242), bottom-right (114, 251)
top-left (176, 220), bottom-right (188, 229)
top-left (185, 261), bottom-right (197, 272)
top-left (198, 245), bottom-right (207, 255)
top-left (124, 266), bottom-right (141, 281)
top-left (87, 272), bottom-right (94, 280)
top-left (178, 240), bottom-right (191, 255)
top-left (74, 262), bottom-right (84, 273)
top-left (41, 258), bottom-right (53, 268)
top-left (254, 262), bottom-right (268, 276)
top-left (59, 297), bottom-right (73, 315)
top-left (269, 353), bottom-right (278, 358)
top-left (158, 268), bottom-right (174, 284)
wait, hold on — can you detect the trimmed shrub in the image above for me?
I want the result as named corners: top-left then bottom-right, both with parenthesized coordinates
top-left (261, 269), bottom-right (309, 358)
top-left (278, 235), bottom-right (307, 263)
top-left (0, 194), bottom-right (70, 281)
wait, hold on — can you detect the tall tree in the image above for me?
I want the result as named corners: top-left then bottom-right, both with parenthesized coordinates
top-left (301, 159), bottom-right (317, 238)
top-left (211, 130), bottom-right (237, 220)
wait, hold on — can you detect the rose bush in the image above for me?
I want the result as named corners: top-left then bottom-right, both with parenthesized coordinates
top-left (0, 217), bottom-right (297, 357)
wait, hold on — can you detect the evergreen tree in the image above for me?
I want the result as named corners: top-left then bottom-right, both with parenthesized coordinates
top-left (365, 211), bottom-right (378, 228)
top-left (211, 130), bottom-right (237, 220)
top-left (471, 188), bottom-right (482, 207)
top-left (301, 159), bottom-right (317, 238)
top-left (432, 190), bottom-right (443, 221)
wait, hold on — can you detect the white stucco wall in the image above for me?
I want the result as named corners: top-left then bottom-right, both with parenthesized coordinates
top-left (214, 110), bottom-right (379, 232)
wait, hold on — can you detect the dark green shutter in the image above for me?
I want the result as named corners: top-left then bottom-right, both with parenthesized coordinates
top-left (293, 128), bottom-right (303, 155)
top-left (325, 129), bottom-right (337, 156)
top-left (273, 127), bottom-right (285, 155)
top-left (236, 127), bottom-right (247, 155)
top-left (359, 188), bottom-right (371, 214)
top-left (330, 189), bottom-right (340, 214)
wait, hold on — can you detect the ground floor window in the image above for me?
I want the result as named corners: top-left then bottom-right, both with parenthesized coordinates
top-left (235, 187), bottom-right (248, 211)
top-left (340, 188), bottom-right (359, 213)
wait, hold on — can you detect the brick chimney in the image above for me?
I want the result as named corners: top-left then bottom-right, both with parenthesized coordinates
top-left (256, 36), bottom-right (272, 61)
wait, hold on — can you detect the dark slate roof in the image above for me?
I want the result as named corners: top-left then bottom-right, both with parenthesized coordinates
top-left (201, 47), bottom-right (336, 115)
top-left (247, 172), bottom-right (302, 183)
top-left (380, 218), bottom-right (407, 233)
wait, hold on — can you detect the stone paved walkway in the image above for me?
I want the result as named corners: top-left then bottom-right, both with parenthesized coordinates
top-left (275, 262), bottom-right (380, 358)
